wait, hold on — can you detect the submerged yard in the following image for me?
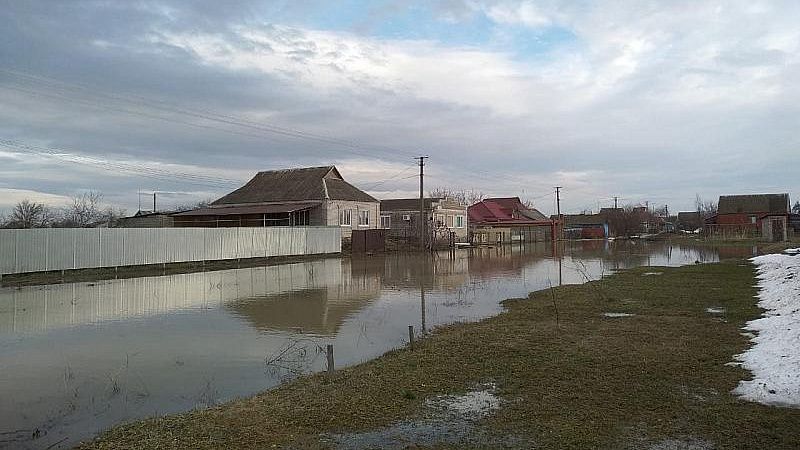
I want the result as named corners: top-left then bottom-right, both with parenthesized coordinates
top-left (81, 259), bottom-right (800, 449)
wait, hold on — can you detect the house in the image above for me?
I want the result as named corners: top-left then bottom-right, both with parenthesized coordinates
top-left (676, 211), bottom-right (702, 232)
top-left (706, 193), bottom-right (790, 241)
top-left (560, 214), bottom-right (608, 239)
top-left (468, 197), bottom-right (553, 244)
top-left (116, 210), bottom-right (175, 228)
top-left (379, 197), bottom-right (468, 244)
top-left (173, 166), bottom-right (379, 238)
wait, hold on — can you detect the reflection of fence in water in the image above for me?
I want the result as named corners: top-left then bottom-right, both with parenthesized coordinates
top-left (0, 259), bottom-right (345, 335)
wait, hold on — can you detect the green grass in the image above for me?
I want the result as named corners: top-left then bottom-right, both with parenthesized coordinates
top-left (79, 260), bottom-right (800, 449)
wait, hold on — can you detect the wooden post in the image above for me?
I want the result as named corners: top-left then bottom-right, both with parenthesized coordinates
top-left (408, 325), bottom-right (415, 350)
top-left (326, 344), bottom-right (334, 374)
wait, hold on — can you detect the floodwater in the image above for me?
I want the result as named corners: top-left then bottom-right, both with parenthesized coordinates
top-left (0, 240), bottom-right (735, 449)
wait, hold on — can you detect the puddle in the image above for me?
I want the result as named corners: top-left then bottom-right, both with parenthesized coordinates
top-left (324, 382), bottom-right (526, 449)
top-left (603, 312), bottom-right (635, 318)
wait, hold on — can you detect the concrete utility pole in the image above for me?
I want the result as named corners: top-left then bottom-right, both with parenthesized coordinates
top-left (153, 192), bottom-right (157, 212)
top-left (613, 196), bottom-right (619, 210)
top-left (555, 186), bottom-right (562, 240)
top-left (415, 156), bottom-right (429, 250)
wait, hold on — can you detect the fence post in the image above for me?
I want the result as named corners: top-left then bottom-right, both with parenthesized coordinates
top-left (326, 344), bottom-right (335, 375)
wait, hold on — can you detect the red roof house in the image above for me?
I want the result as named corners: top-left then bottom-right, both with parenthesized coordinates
top-left (468, 197), bottom-right (553, 244)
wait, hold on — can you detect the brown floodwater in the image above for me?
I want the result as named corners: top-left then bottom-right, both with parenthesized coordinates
top-left (0, 240), bottom-right (744, 449)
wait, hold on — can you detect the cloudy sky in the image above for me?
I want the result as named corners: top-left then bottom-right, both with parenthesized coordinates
top-left (1, 0), bottom-right (798, 215)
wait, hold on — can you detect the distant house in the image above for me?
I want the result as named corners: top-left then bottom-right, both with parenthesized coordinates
top-left (173, 166), bottom-right (379, 238)
top-left (116, 210), bottom-right (175, 228)
top-left (707, 193), bottom-right (790, 241)
top-left (379, 198), bottom-right (468, 243)
top-left (468, 197), bottom-right (553, 244)
top-left (560, 214), bottom-right (608, 239)
top-left (676, 211), bottom-right (702, 232)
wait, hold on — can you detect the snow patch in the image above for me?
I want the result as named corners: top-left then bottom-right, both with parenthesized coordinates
top-left (733, 254), bottom-right (800, 407)
top-left (783, 248), bottom-right (800, 255)
top-left (603, 312), bottom-right (635, 318)
top-left (705, 307), bottom-right (725, 314)
top-left (643, 272), bottom-right (664, 276)
top-left (425, 383), bottom-right (500, 419)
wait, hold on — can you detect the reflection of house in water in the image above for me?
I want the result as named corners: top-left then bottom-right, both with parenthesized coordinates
top-left (226, 258), bottom-right (382, 336)
top-left (0, 259), bottom-right (378, 336)
top-left (467, 242), bottom-right (553, 279)
top-left (380, 253), bottom-right (469, 290)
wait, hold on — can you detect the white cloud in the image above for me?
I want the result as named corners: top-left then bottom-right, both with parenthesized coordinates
top-left (0, 188), bottom-right (71, 209)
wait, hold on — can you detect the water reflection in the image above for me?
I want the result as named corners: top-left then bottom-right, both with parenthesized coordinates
top-left (0, 240), bottom-right (726, 449)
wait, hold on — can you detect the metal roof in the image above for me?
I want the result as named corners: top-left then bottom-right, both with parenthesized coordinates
top-left (173, 201), bottom-right (321, 216)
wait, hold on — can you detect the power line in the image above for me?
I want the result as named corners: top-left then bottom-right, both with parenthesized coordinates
top-left (0, 138), bottom-right (243, 188)
top-left (0, 68), bottom-right (418, 163)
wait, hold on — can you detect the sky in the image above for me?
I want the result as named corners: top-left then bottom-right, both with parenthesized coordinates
top-left (0, 0), bottom-right (798, 216)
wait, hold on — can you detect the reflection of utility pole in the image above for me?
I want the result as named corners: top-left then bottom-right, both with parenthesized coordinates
top-left (558, 254), bottom-right (563, 286)
top-left (416, 156), bottom-right (429, 251)
top-left (420, 278), bottom-right (426, 334)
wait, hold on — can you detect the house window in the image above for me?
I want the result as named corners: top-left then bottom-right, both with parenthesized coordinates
top-left (750, 216), bottom-right (757, 224)
top-left (434, 214), bottom-right (445, 228)
top-left (455, 215), bottom-right (465, 228)
top-left (358, 210), bottom-right (370, 227)
top-left (380, 215), bottom-right (391, 229)
top-left (339, 209), bottom-right (351, 226)
top-left (446, 215), bottom-right (454, 228)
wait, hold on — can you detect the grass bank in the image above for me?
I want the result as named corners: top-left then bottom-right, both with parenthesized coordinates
top-left (80, 260), bottom-right (800, 449)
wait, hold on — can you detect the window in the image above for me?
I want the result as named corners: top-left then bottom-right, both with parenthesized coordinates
top-left (750, 215), bottom-right (757, 224)
top-left (455, 215), bottom-right (465, 228)
top-left (380, 215), bottom-right (391, 229)
top-left (339, 209), bottom-right (351, 226)
top-left (358, 210), bottom-right (370, 226)
top-left (434, 214), bottom-right (445, 228)
top-left (446, 215), bottom-right (454, 228)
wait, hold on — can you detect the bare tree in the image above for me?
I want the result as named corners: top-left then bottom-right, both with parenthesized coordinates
top-left (793, 201), bottom-right (800, 214)
top-left (604, 205), bottom-right (656, 237)
top-left (428, 187), bottom-right (486, 206)
top-left (8, 199), bottom-right (53, 228)
top-left (60, 191), bottom-right (105, 227)
top-left (695, 194), bottom-right (717, 218)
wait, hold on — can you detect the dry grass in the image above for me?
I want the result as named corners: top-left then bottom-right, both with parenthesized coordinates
top-left (79, 260), bottom-right (800, 449)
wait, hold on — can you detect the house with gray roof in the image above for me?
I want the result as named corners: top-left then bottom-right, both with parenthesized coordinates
top-left (380, 197), bottom-right (468, 244)
top-left (707, 193), bottom-right (790, 241)
top-left (173, 166), bottom-right (379, 237)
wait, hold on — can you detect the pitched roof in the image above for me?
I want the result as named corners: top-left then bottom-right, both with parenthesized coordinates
top-left (173, 201), bottom-right (321, 216)
top-left (563, 214), bottom-right (606, 226)
top-left (468, 197), bottom-right (550, 226)
top-left (717, 193), bottom-right (789, 215)
top-left (211, 166), bottom-right (377, 205)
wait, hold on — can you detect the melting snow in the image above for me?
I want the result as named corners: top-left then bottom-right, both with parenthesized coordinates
top-left (706, 307), bottom-right (726, 314)
top-left (643, 272), bottom-right (664, 276)
top-left (783, 248), bottom-right (800, 255)
top-left (733, 253), bottom-right (800, 407)
top-left (425, 383), bottom-right (501, 419)
top-left (603, 312), bottom-right (635, 318)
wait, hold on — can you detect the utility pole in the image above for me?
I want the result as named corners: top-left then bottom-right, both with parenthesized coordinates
top-left (153, 192), bottom-right (157, 212)
top-left (555, 186), bottom-right (562, 241)
top-left (613, 196), bottom-right (619, 210)
top-left (415, 156), bottom-right (429, 250)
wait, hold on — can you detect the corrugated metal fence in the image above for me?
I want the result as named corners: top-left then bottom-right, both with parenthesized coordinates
top-left (0, 227), bottom-right (341, 275)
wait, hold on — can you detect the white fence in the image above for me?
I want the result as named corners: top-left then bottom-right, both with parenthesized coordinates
top-left (0, 227), bottom-right (341, 275)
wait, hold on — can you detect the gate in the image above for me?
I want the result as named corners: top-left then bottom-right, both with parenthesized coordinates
top-left (351, 229), bottom-right (386, 253)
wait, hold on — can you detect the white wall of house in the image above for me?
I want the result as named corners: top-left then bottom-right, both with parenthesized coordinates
top-left (325, 200), bottom-right (380, 238)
